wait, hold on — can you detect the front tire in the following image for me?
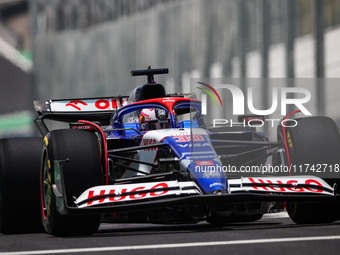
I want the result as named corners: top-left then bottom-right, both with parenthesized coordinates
top-left (41, 129), bottom-right (102, 236)
top-left (283, 116), bottom-right (340, 224)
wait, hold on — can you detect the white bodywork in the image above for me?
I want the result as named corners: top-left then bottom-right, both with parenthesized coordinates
top-left (229, 176), bottom-right (334, 195)
top-left (75, 181), bottom-right (202, 208)
top-left (75, 176), bottom-right (334, 209)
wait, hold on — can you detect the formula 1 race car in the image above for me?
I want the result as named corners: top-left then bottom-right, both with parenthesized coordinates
top-left (1, 67), bottom-right (340, 236)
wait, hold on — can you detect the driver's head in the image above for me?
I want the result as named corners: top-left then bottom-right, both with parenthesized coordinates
top-left (139, 108), bottom-right (170, 130)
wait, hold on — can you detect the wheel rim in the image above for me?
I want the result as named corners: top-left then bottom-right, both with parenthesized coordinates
top-left (41, 155), bottom-right (51, 221)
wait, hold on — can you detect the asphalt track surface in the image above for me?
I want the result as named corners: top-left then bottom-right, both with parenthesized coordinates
top-left (1, 211), bottom-right (340, 255)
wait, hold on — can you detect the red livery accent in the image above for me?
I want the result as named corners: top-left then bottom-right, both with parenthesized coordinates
top-left (143, 138), bottom-right (157, 151)
top-left (95, 99), bottom-right (110, 109)
top-left (265, 180), bottom-right (286, 192)
top-left (64, 98), bottom-right (118, 111)
top-left (66, 100), bottom-right (87, 111)
top-left (87, 190), bottom-right (106, 205)
top-left (196, 160), bottom-right (214, 166)
top-left (86, 183), bottom-right (169, 205)
top-left (249, 178), bottom-right (269, 191)
top-left (248, 178), bottom-right (324, 193)
top-left (305, 179), bottom-right (323, 193)
top-left (130, 187), bottom-right (147, 199)
top-left (78, 120), bottom-right (109, 184)
top-left (143, 138), bottom-right (156, 145)
top-left (281, 110), bottom-right (301, 175)
top-left (150, 183), bottom-right (169, 196)
top-left (94, 99), bottom-right (118, 109)
top-left (109, 189), bottom-right (127, 202)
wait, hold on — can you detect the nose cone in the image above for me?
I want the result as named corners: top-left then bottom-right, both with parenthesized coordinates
top-left (161, 128), bottom-right (229, 194)
top-left (186, 160), bottom-right (228, 194)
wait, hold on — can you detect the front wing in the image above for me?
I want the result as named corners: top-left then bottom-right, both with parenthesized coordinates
top-left (53, 171), bottom-right (340, 216)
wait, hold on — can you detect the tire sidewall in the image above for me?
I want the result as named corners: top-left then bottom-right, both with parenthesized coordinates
top-left (40, 129), bottom-right (103, 236)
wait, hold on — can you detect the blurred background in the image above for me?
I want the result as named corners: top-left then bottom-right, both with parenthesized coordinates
top-left (0, 0), bottom-right (339, 138)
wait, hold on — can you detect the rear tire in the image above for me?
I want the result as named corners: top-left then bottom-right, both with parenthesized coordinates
top-left (41, 129), bottom-right (102, 236)
top-left (283, 116), bottom-right (340, 224)
top-left (0, 137), bottom-right (43, 234)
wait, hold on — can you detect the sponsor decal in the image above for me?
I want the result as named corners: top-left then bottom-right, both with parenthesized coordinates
top-left (66, 100), bottom-right (88, 111)
top-left (51, 98), bottom-right (120, 112)
top-left (196, 160), bottom-right (214, 166)
top-left (75, 181), bottom-right (201, 208)
top-left (248, 177), bottom-right (325, 193)
top-left (143, 138), bottom-right (157, 151)
top-left (86, 182), bottom-right (169, 206)
top-left (178, 143), bottom-right (211, 148)
top-left (70, 124), bottom-right (96, 130)
top-left (209, 182), bottom-right (224, 188)
top-left (162, 99), bottom-right (175, 102)
top-left (94, 99), bottom-right (116, 110)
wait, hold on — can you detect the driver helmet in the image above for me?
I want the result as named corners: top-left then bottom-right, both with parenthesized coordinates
top-left (139, 108), bottom-right (171, 130)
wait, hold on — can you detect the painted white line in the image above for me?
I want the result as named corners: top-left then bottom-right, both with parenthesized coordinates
top-left (1, 235), bottom-right (340, 255)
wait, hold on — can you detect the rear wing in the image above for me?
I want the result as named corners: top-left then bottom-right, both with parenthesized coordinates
top-left (34, 96), bottom-right (129, 136)
top-left (34, 96), bottom-right (129, 114)
top-left (33, 93), bottom-right (197, 136)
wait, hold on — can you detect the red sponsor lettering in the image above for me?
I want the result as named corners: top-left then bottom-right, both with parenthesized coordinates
top-left (248, 178), bottom-right (325, 193)
top-left (95, 99), bottom-right (110, 110)
top-left (109, 189), bottom-right (127, 201)
top-left (266, 180), bottom-right (286, 192)
top-left (144, 138), bottom-right (156, 145)
top-left (286, 180), bottom-right (304, 192)
top-left (130, 187), bottom-right (147, 199)
top-left (64, 98), bottom-right (118, 111)
top-left (305, 179), bottom-right (323, 193)
top-left (66, 100), bottom-right (87, 111)
top-left (249, 178), bottom-right (269, 191)
top-left (85, 183), bottom-right (170, 205)
top-left (143, 138), bottom-right (157, 151)
top-left (150, 183), bottom-right (169, 196)
top-left (87, 190), bottom-right (106, 205)
top-left (197, 160), bottom-right (214, 166)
